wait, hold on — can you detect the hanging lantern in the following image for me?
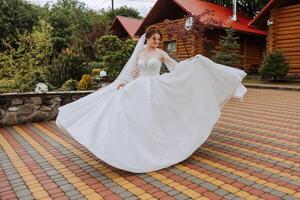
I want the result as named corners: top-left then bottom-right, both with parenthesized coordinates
top-left (184, 16), bottom-right (193, 30)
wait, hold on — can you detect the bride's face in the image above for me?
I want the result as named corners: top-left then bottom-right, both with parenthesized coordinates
top-left (147, 33), bottom-right (161, 49)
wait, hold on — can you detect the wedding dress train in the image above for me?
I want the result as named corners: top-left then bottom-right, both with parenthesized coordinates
top-left (56, 49), bottom-right (247, 173)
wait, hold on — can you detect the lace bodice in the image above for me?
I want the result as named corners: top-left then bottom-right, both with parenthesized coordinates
top-left (123, 50), bottom-right (178, 84)
top-left (137, 58), bottom-right (162, 77)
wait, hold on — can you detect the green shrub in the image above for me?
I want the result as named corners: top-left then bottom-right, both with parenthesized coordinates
top-left (91, 68), bottom-right (101, 76)
top-left (212, 28), bottom-right (243, 67)
top-left (94, 35), bottom-right (135, 80)
top-left (0, 79), bottom-right (18, 93)
top-left (259, 50), bottom-right (289, 81)
top-left (77, 74), bottom-right (92, 90)
top-left (60, 79), bottom-right (79, 91)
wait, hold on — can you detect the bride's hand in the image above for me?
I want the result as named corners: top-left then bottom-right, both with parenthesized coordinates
top-left (117, 83), bottom-right (126, 90)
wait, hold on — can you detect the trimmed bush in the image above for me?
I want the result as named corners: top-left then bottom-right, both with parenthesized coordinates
top-left (259, 50), bottom-right (289, 81)
top-left (77, 74), bottom-right (92, 90)
top-left (60, 79), bottom-right (79, 91)
top-left (91, 68), bottom-right (101, 77)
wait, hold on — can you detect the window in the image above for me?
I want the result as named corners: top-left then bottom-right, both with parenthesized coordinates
top-left (163, 40), bottom-right (177, 54)
top-left (161, 41), bottom-right (178, 74)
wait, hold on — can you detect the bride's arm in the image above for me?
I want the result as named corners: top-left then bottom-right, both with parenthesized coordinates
top-left (117, 55), bottom-right (140, 89)
top-left (161, 50), bottom-right (178, 72)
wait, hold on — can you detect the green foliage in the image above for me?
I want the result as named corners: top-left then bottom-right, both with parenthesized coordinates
top-left (0, 0), bottom-right (41, 50)
top-left (45, 0), bottom-right (94, 53)
top-left (77, 74), bottom-right (92, 90)
top-left (45, 43), bottom-right (88, 88)
top-left (0, 19), bottom-right (53, 92)
top-left (100, 6), bottom-right (142, 22)
top-left (91, 68), bottom-right (101, 76)
top-left (212, 28), bottom-right (243, 67)
top-left (95, 35), bottom-right (123, 57)
top-left (94, 35), bottom-right (135, 79)
top-left (0, 0), bottom-right (139, 92)
top-left (60, 79), bottom-right (79, 91)
top-left (259, 50), bottom-right (290, 81)
top-left (0, 79), bottom-right (18, 93)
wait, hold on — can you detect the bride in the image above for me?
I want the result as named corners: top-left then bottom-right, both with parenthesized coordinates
top-left (56, 26), bottom-right (247, 173)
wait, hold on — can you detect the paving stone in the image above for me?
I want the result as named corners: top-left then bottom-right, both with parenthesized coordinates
top-left (174, 193), bottom-right (190, 200)
top-left (124, 196), bottom-right (139, 200)
top-left (8, 173), bottom-right (21, 180)
top-left (160, 186), bottom-right (173, 192)
top-left (236, 177), bottom-right (254, 186)
top-left (179, 173), bottom-right (191, 178)
top-left (13, 185), bottom-right (28, 191)
top-left (143, 177), bottom-right (156, 182)
top-left (262, 187), bottom-right (274, 193)
top-left (65, 190), bottom-right (81, 197)
top-left (192, 179), bottom-right (205, 185)
top-left (103, 181), bottom-right (118, 187)
top-left (119, 191), bottom-right (134, 198)
top-left (252, 183), bottom-right (265, 189)
top-left (151, 180), bottom-right (166, 188)
top-left (59, 184), bottom-right (75, 192)
top-left (214, 188), bottom-right (229, 196)
top-left (270, 190), bottom-right (286, 197)
top-left (224, 193), bottom-right (238, 199)
top-left (109, 186), bottom-right (127, 194)
top-left (282, 195), bottom-right (300, 200)
top-left (18, 195), bottom-right (35, 200)
top-left (167, 190), bottom-right (180, 196)
top-left (201, 182), bottom-right (219, 191)
top-left (15, 189), bottom-right (31, 198)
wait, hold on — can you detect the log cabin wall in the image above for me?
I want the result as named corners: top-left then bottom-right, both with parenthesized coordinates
top-left (152, 18), bottom-right (265, 73)
top-left (152, 18), bottom-right (197, 61)
top-left (200, 29), bottom-right (265, 73)
top-left (268, 4), bottom-right (300, 75)
top-left (243, 36), bottom-right (266, 74)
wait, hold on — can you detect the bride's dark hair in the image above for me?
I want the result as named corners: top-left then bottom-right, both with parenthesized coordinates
top-left (145, 26), bottom-right (162, 40)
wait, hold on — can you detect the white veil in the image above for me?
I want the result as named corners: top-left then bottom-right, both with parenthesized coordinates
top-left (93, 33), bottom-right (146, 93)
top-left (112, 33), bottom-right (146, 86)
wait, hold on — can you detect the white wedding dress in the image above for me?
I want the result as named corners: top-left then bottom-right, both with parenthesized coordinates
top-left (56, 36), bottom-right (247, 173)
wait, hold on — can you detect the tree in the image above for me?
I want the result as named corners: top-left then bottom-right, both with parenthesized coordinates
top-left (207, 0), bottom-right (269, 18)
top-left (100, 6), bottom-right (142, 23)
top-left (46, 41), bottom-right (88, 88)
top-left (45, 0), bottom-right (98, 54)
top-left (0, 19), bottom-right (53, 92)
top-left (259, 50), bottom-right (289, 81)
top-left (212, 27), bottom-right (243, 67)
top-left (94, 35), bottom-right (135, 80)
top-left (0, 0), bottom-right (41, 50)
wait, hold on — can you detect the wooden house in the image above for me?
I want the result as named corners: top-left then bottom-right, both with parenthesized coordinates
top-left (135, 0), bottom-right (267, 74)
top-left (111, 16), bottom-right (143, 40)
top-left (249, 0), bottom-right (300, 76)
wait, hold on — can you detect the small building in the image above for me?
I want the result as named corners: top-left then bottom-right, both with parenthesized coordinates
top-left (249, 0), bottom-right (300, 76)
top-left (135, 0), bottom-right (267, 74)
top-left (111, 15), bottom-right (143, 41)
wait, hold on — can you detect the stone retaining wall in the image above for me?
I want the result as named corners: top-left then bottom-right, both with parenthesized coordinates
top-left (0, 91), bottom-right (94, 127)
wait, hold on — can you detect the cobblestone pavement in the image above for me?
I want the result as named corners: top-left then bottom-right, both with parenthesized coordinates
top-left (0, 88), bottom-right (300, 200)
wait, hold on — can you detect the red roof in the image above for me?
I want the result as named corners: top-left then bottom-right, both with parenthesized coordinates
top-left (249, 0), bottom-right (297, 29)
top-left (111, 16), bottom-right (143, 39)
top-left (174, 0), bottom-right (267, 35)
top-left (136, 0), bottom-right (267, 36)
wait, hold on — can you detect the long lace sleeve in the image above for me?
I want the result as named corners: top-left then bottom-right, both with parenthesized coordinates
top-left (162, 51), bottom-right (178, 72)
top-left (121, 58), bottom-right (140, 84)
